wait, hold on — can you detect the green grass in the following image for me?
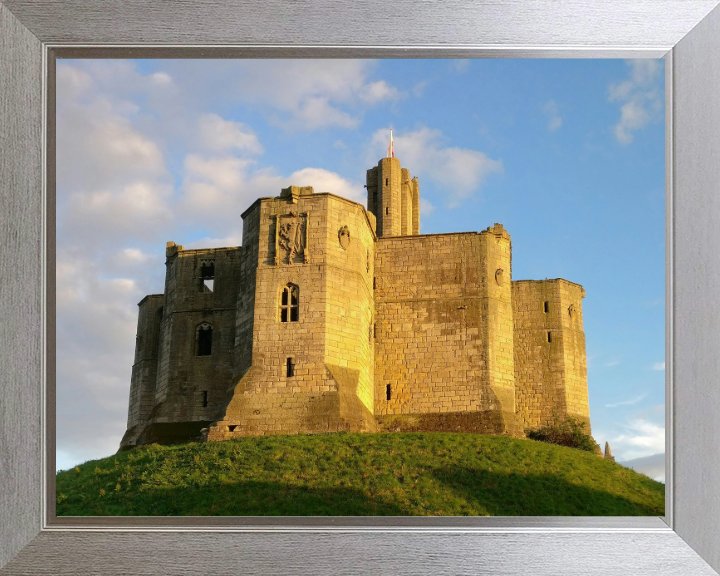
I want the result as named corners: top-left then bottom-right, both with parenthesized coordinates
top-left (56, 433), bottom-right (664, 516)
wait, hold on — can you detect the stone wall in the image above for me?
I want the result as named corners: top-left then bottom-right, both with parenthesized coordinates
top-left (120, 244), bottom-right (244, 449)
top-left (373, 226), bottom-right (521, 436)
top-left (154, 245), bottom-right (243, 421)
top-left (512, 279), bottom-right (589, 431)
top-left (126, 294), bottom-right (164, 431)
top-left (556, 280), bottom-right (590, 425)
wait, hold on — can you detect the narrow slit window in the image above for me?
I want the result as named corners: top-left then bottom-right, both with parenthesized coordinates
top-left (286, 357), bottom-right (295, 378)
top-left (280, 284), bottom-right (299, 322)
top-left (201, 391), bottom-right (208, 408)
top-left (373, 277), bottom-right (376, 289)
top-left (547, 331), bottom-right (552, 343)
top-left (385, 178), bottom-right (389, 186)
top-left (374, 323), bottom-right (377, 338)
top-left (544, 301), bottom-right (549, 313)
top-left (385, 207), bottom-right (389, 216)
top-left (197, 323), bottom-right (213, 356)
top-left (386, 384), bottom-right (392, 401)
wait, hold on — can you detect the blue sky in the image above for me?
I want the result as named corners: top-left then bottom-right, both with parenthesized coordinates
top-left (56, 58), bottom-right (665, 479)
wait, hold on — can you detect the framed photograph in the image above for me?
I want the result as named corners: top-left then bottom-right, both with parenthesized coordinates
top-left (52, 56), bottom-right (668, 519)
top-left (2, 1), bottom-right (720, 574)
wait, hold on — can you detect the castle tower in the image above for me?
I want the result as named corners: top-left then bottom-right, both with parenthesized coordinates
top-left (367, 157), bottom-right (420, 237)
top-left (207, 185), bottom-right (378, 441)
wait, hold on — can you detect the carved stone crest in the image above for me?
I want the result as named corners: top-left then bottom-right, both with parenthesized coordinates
top-left (338, 225), bottom-right (351, 250)
top-left (274, 212), bottom-right (308, 265)
top-left (568, 304), bottom-right (575, 318)
top-left (495, 268), bottom-right (505, 286)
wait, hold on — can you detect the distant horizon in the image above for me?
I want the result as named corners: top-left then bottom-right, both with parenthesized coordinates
top-left (56, 58), bottom-right (665, 482)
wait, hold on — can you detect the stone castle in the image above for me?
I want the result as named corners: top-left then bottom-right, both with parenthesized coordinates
top-left (120, 155), bottom-right (591, 450)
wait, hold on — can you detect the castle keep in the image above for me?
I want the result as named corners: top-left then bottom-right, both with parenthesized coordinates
top-left (120, 156), bottom-right (590, 450)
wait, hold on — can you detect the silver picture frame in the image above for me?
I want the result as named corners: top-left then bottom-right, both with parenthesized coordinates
top-left (1, 1), bottom-right (720, 573)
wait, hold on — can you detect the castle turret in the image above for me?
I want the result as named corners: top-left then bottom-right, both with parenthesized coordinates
top-left (367, 156), bottom-right (419, 237)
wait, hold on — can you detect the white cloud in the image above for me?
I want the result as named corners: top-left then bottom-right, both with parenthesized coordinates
top-left (610, 418), bottom-right (665, 461)
top-left (286, 96), bottom-right (359, 130)
top-left (609, 59), bottom-right (663, 145)
top-left (199, 60), bottom-right (405, 130)
top-left (360, 80), bottom-right (403, 104)
top-left (55, 254), bottom-right (147, 464)
top-left (119, 248), bottom-right (152, 264)
top-left (605, 394), bottom-right (647, 408)
top-left (57, 99), bottom-right (166, 193)
top-left (420, 198), bottom-right (435, 217)
top-left (181, 154), bottom-right (365, 225)
top-left (181, 155), bottom-right (255, 222)
top-left (451, 60), bottom-right (470, 73)
top-left (63, 180), bottom-right (173, 243)
top-left (652, 362), bottom-right (665, 371)
top-left (604, 359), bottom-right (620, 368)
top-left (197, 113), bottom-right (263, 154)
top-left (150, 72), bottom-right (172, 86)
top-left (368, 127), bottom-right (502, 207)
top-left (614, 101), bottom-right (650, 144)
top-left (56, 65), bottom-right (94, 99)
top-left (542, 100), bottom-right (563, 131)
top-left (412, 81), bottom-right (428, 98)
top-left (287, 167), bottom-right (366, 203)
top-left (56, 67), bottom-right (175, 250)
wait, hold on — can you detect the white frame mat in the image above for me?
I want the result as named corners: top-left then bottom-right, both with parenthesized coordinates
top-left (1, 1), bottom-right (719, 574)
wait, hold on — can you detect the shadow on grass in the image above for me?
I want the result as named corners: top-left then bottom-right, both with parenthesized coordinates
top-left (426, 465), bottom-right (665, 516)
top-left (61, 480), bottom-right (409, 516)
top-left (59, 466), bottom-right (664, 517)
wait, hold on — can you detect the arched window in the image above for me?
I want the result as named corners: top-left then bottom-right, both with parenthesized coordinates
top-left (196, 322), bottom-right (213, 356)
top-left (280, 284), bottom-right (299, 322)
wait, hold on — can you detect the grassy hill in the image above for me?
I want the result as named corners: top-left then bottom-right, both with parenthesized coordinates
top-left (56, 432), bottom-right (664, 516)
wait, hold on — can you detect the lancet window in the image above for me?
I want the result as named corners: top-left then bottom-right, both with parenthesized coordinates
top-left (196, 322), bottom-right (213, 356)
top-left (280, 284), bottom-right (299, 322)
